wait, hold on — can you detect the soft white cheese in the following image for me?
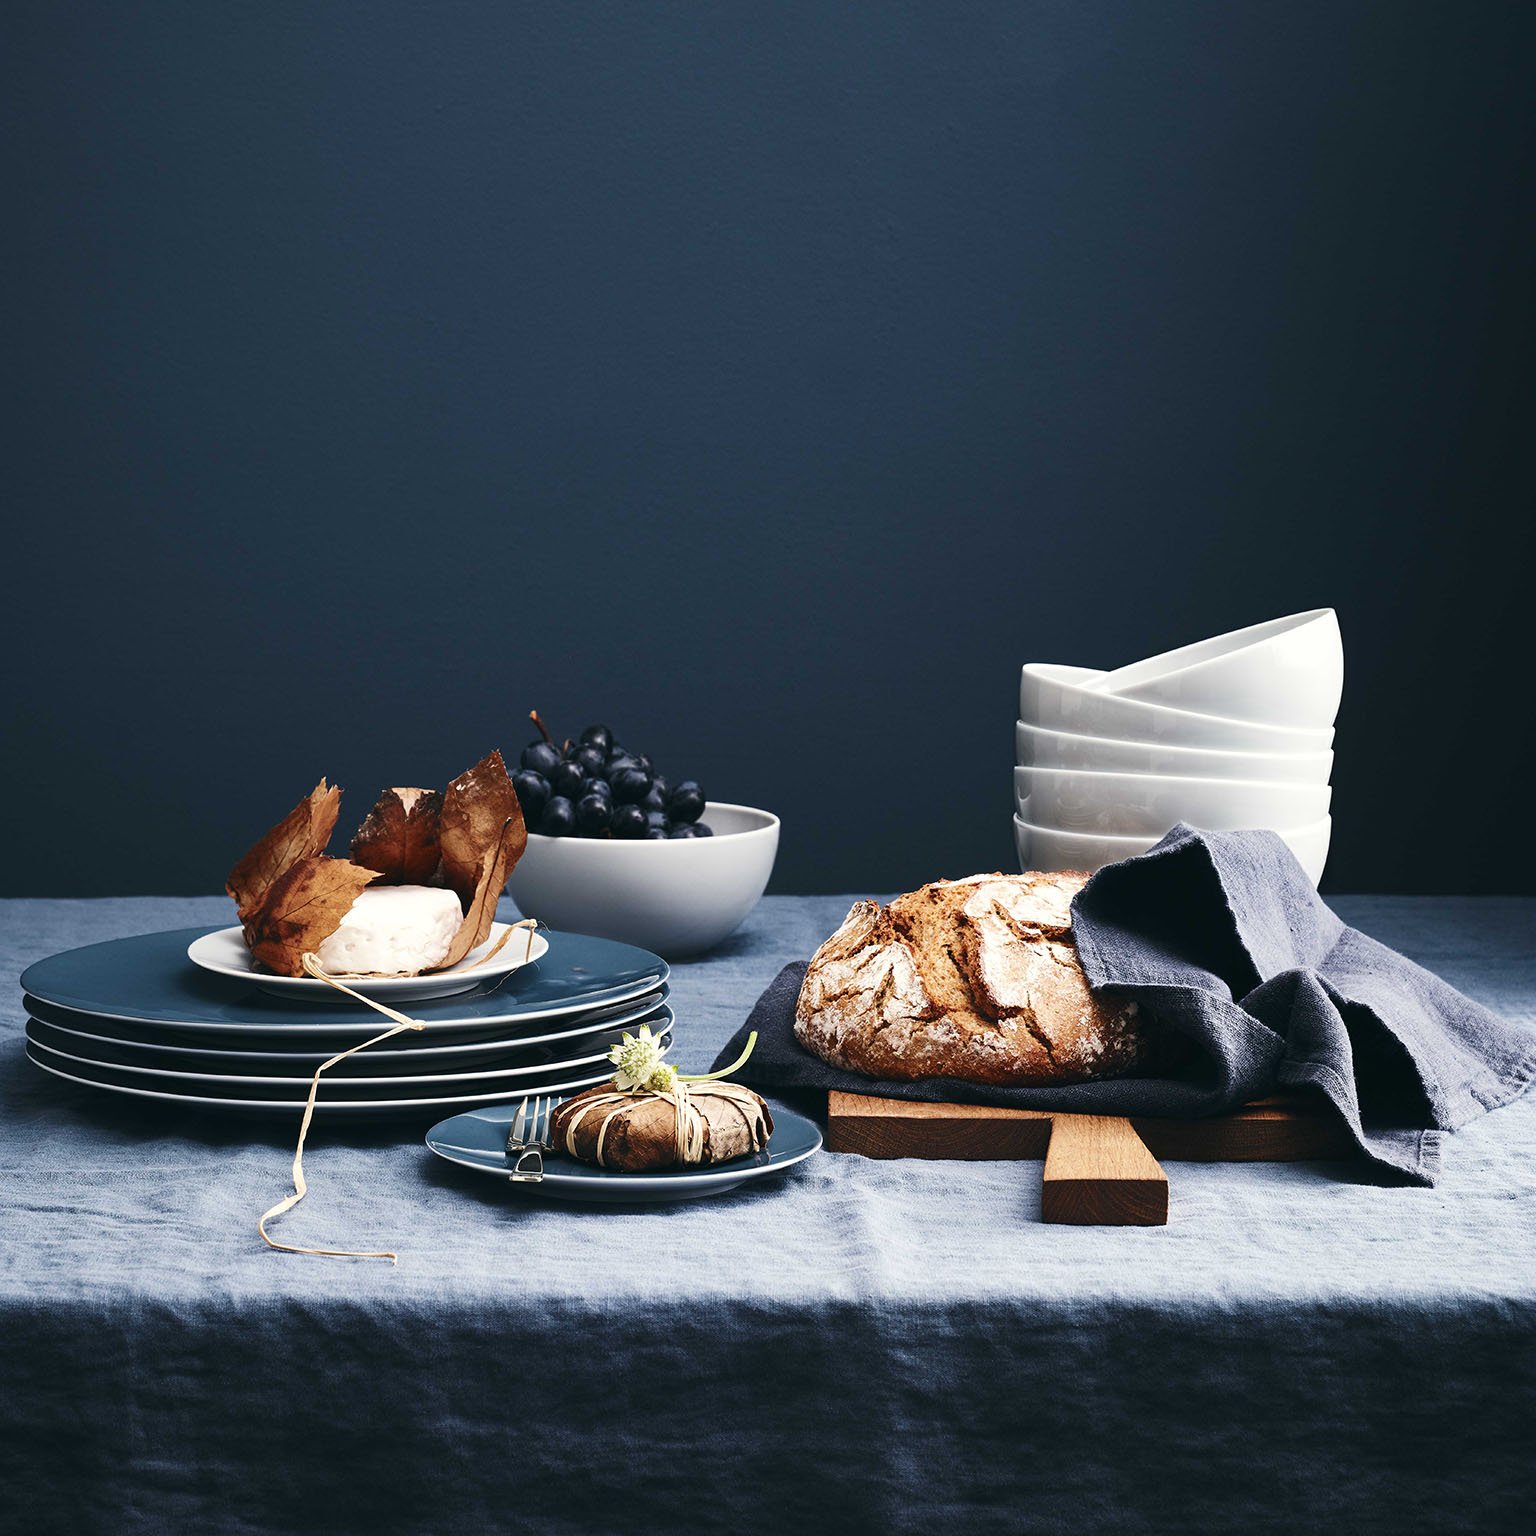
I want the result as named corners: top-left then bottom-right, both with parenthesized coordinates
top-left (315, 884), bottom-right (463, 976)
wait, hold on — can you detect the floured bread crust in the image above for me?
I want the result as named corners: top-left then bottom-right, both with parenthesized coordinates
top-left (794, 872), bottom-right (1144, 1086)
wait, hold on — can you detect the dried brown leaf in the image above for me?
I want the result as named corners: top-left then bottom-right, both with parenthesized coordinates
top-left (438, 750), bottom-right (526, 907)
top-left (226, 780), bottom-right (341, 922)
top-left (350, 786), bottom-right (443, 885)
top-left (243, 856), bottom-right (380, 977)
top-left (435, 817), bottom-right (521, 969)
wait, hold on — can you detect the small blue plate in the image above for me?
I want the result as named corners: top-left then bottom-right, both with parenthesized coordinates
top-left (425, 1097), bottom-right (822, 1203)
top-left (20, 927), bottom-right (669, 1035)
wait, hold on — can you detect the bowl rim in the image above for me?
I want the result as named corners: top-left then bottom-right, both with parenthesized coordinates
top-left (521, 800), bottom-right (779, 847)
top-left (1021, 661), bottom-right (1337, 746)
top-left (1013, 764), bottom-right (1333, 795)
top-left (1012, 810), bottom-right (1332, 843)
top-left (1090, 608), bottom-right (1338, 693)
top-left (1014, 717), bottom-right (1334, 766)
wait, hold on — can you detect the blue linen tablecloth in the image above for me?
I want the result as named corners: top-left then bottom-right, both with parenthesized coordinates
top-left (2, 894), bottom-right (1535, 1536)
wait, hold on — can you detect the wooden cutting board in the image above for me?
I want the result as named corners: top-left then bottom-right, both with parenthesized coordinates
top-left (825, 1092), bottom-right (1356, 1226)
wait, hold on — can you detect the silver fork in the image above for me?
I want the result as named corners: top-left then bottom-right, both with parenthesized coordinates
top-left (506, 1094), bottom-right (555, 1182)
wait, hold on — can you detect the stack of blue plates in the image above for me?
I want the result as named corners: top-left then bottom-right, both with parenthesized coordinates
top-left (20, 926), bottom-right (670, 1116)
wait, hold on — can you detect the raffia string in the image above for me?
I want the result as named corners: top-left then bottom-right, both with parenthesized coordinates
top-left (318, 913), bottom-right (538, 981)
top-left (257, 918), bottom-right (540, 1263)
top-left (559, 1032), bottom-right (764, 1169)
top-left (560, 1082), bottom-right (769, 1168)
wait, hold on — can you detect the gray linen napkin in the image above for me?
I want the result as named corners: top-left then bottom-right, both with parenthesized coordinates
top-left (713, 826), bottom-right (1536, 1184)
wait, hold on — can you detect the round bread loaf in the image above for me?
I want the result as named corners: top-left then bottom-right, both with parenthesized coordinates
top-left (794, 871), bottom-right (1144, 1086)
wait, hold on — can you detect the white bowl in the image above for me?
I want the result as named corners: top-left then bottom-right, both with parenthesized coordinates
top-left (1014, 813), bottom-right (1331, 888)
top-left (1015, 720), bottom-right (1333, 784)
top-left (1015, 767), bottom-right (1331, 836)
top-left (1021, 663), bottom-right (1335, 753)
top-left (505, 802), bottom-right (779, 959)
top-left (1089, 609), bottom-right (1343, 730)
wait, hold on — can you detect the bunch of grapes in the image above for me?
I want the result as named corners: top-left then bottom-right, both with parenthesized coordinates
top-left (513, 713), bottom-right (710, 840)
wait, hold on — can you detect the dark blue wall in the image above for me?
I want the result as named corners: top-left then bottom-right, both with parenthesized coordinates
top-left (5, 2), bottom-right (1534, 896)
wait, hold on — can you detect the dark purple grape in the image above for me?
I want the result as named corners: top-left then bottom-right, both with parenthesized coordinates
top-left (611, 766), bottom-right (652, 805)
top-left (650, 774), bottom-right (671, 804)
top-left (606, 752), bottom-right (640, 779)
top-left (667, 823), bottom-right (701, 839)
top-left (579, 724), bottom-right (614, 754)
top-left (640, 783), bottom-right (667, 814)
top-left (635, 753), bottom-right (655, 777)
top-left (512, 770), bottom-right (550, 823)
top-left (643, 827), bottom-right (669, 840)
top-left (586, 777), bottom-right (611, 801)
top-left (551, 759), bottom-right (587, 799)
top-left (571, 745), bottom-right (605, 778)
top-left (693, 822), bottom-right (713, 836)
top-left (575, 792), bottom-right (613, 836)
top-left (520, 741), bottom-right (562, 778)
top-left (611, 803), bottom-right (647, 839)
top-left (644, 808), bottom-right (669, 831)
top-left (538, 796), bottom-right (575, 836)
top-left (668, 781), bottom-right (705, 824)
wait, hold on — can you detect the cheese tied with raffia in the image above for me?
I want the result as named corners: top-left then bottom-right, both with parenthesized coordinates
top-left (793, 871), bottom-right (1146, 1086)
top-left (313, 885), bottom-right (464, 976)
top-left (551, 1081), bottom-right (773, 1171)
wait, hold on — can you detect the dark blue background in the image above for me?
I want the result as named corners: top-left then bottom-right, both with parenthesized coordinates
top-left (4, 2), bottom-right (1533, 897)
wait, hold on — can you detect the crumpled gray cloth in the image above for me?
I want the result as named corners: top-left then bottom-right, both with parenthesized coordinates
top-left (714, 826), bottom-right (1536, 1184)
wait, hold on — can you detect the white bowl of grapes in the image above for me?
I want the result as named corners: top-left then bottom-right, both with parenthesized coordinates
top-left (504, 715), bottom-right (780, 958)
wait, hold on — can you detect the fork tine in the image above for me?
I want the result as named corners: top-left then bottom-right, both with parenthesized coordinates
top-left (509, 1095), bottom-right (529, 1148)
top-left (536, 1095), bottom-right (551, 1146)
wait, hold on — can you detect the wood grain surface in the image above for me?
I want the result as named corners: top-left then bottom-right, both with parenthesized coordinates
top-left (825, 1091), bottom-right (1359, 1228)
top-left (826, 1091), bottom-right (1355, 1163)
top-left (1041, 1114), bottom-right (1169, 1226)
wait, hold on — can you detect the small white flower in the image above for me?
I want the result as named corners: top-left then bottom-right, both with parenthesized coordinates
top-left (608, 1026), bottom-right (668, 1091)
top-left (646, 1061), bottom-right (680, 1094)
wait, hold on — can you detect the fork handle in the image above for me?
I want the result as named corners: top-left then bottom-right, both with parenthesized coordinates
top-left (510, 1149), bottom-right (545, 1183)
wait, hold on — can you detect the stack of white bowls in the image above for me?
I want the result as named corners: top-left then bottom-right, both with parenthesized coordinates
top-left (1014, 609), bottom-right (1342, 886)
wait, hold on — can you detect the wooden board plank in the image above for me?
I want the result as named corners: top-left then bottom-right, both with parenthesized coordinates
top-left (826, 1094), bottom-right (1054, 1160)
top-left (826, 1091), bottom-right (1356, 1164)
top-left (1041, 1114), bottom-right (1169, 1226)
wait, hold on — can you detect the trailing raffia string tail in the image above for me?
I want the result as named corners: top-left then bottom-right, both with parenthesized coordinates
top-left (256, 955), bottom-right (426, 1263)
top-left (435, 915), bottom-right (538, 976)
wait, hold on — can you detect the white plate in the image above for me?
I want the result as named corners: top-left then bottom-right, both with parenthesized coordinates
top-left (23, 989), bottom-right (669, 1064)
top-left (24, 1044), bottom-right (626, 1116)
top-left (25, 1018), bottom-right (671, 1090)
top-left (187, 922), bottom-right (550, 1001)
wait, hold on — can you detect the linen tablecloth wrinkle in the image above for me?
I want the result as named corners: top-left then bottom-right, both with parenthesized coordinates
top-left (3, 894), bottom-right (1536, 1535)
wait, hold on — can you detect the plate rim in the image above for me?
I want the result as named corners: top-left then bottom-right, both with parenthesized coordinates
top-left (22, 989), bottom-right (671, 1062)
top-left (25, 1014), bottom-right (672, 1088)
top-left (425, 1098), bottom-right (823, 1193)
top-left (24, 1043), bottom-right (623, 1112)
top-left (186, 922), bottom-right (550, 996)
top-left (24, 973), bottom-right (670, 1036)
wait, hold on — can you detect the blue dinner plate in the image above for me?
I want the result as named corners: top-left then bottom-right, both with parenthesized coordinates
top-left (425, 1097), bottom-right (822, 1203)
top-left (25, 1009), bottom-right (673, 1087)
top-left (20, 927), bottom-right (670, 1035)
top-left (21, 989), bottom-right (669, 1064)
